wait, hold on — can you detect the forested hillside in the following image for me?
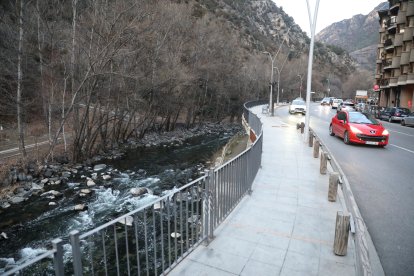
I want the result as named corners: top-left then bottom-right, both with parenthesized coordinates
top-left (0, 0), bottom-right (354, 164)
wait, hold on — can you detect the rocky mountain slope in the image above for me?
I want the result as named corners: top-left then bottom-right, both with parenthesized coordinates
top-left (193, 0), bottom-right (357, 97)
top-left (315, 2), bottom-right (389, 71)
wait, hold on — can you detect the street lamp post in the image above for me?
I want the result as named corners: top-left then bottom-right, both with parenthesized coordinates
top-left (263, 51), bottom-right (275, 116)
top-left (263, 27), bottom-right (292, 116)
top-left (304, 0), bottom-right (320, 142)
top-left (274, 53), bottom-right (289, 106)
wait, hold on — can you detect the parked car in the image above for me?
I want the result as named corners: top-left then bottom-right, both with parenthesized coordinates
top-left (378, 107), bottom-right (411, 122)
top-left (331, 98), bottom-right (343, 109)
top-left (289, 98), bottom-right (306, 114)
top-left (401, 112), bottom-right (414, 126)
top-left (329, 111), bottom-right (389, 146)
top-left (337, 101), bottom-right (356, 112)
top-left (321, 97), bottom-right (331, 105)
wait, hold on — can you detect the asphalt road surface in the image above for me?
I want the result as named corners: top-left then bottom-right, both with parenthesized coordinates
top-left (276, 103), bottom-right (414, 276)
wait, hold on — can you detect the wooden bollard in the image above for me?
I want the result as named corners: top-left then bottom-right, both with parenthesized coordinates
top-left (308, 132), bottom-right (313, 147)
top-left (334, 211), bottom-right (350, 256)
top-left (320, 151), bottom-right (327, 175)
top-left (328, 172), bottom-right (340, 202)
top-left (300, 122), bottom-right (305, 134)
top-left (313, 140), bottom-right (320, 158)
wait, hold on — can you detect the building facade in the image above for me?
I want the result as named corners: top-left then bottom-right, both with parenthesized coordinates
top-left (376, 0), bottom-right (414, 111)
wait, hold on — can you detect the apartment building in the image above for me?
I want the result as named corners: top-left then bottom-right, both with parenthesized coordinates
top-left (376, 0), bottom-right (414, 110)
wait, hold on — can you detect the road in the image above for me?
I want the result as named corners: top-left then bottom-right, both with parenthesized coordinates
top-left (275, 103), bottom-right (414, 276)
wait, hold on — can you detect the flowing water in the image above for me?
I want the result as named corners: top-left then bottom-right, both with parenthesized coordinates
top-left (0, 129), bottom-right (240, 270)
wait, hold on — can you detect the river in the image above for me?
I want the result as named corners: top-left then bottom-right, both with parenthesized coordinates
top-left (0, 126), bottom-right (243, 271)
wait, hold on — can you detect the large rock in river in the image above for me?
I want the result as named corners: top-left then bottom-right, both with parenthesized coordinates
top-left (130, 187), bottom-right (147, 197)
top-left (93, 164), bottom-right (107, 172)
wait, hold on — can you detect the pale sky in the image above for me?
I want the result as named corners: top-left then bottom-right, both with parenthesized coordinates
top-left (273, 0), bottom-right (387, 35)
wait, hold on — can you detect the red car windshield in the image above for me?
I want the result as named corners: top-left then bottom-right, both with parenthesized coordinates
top-left (348, 112), bottom-right (379, 125)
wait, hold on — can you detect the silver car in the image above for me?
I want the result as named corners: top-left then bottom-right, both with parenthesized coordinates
top-left (401, 112), bottom-right (414, 126)
top-left (289, 99), bottom-right (306, 114)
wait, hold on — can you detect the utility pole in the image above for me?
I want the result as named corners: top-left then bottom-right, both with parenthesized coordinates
top-left (304, 0), bottom-right (320, 142)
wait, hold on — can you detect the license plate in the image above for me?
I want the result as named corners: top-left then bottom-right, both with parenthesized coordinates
top-left (366, 141), bottom-right (379, 145)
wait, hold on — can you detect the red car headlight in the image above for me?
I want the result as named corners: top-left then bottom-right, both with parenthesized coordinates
top-left (382, 129), bottom-right (389, 135)
top-left (349, 125), bottom-right (362, 134)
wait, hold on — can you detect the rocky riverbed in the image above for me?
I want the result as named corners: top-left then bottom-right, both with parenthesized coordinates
top-left (0, 122), bottom-right (245, 270)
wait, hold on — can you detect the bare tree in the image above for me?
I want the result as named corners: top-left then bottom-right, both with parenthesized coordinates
top-left (16, 0), bottom-right (27, 157)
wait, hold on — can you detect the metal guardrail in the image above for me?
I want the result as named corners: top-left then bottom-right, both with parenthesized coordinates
top-left (2, 101), bottom-right (264, 276)
top-left (308, 128), bottom-right (372, 276)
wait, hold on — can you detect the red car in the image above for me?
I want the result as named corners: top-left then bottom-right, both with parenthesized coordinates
top-left (329, 111), bottom-right (389, 146)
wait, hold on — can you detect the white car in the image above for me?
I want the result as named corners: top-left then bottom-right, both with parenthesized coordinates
top-left (289, 99), bottom-right (306, 114)
top-left (331, 99), bottom-right (343, 109)
top-left (337, 101), bottom-right (356, 112)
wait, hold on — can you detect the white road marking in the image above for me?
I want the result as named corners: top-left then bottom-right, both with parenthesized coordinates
top-left (388, 130), bottom-right (414, 137)
top-left (389, 144), bottom-right (414, 154)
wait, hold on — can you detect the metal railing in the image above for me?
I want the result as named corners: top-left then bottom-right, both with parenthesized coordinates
top-left (2, 101), bottom-right (264, 276)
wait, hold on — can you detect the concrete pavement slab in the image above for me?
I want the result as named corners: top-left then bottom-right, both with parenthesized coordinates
top-left (168, 106), bottom-right (356, 276)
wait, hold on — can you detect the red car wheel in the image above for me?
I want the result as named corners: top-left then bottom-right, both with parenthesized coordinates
top-left (343, 131), bottom-right (350, 144)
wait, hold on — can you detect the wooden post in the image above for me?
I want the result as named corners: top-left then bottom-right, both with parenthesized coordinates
top-left (308, 132), bottom-right (313, 147)
top-left (328, 172), bottom-right (340, 202)
top-left (334, 211), bottom-right (350, 256)
top-left (313, 140), bottom-right (320, 158)
top-left (320, 151), bottom-right (327, 175)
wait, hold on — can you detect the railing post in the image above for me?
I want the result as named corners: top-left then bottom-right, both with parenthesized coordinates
top-left (203, 170), bottom-right (215, 244)
top-left (308, 131), bottom-right (314, 147)
top-left (328, 172), bottom-right (340, 202)
top-left (313, 140), bottom-right (320, 158)
top-left (70, 230), bottom-right (83, 276)
top-left (334, 211), bottom-right (350, 256)
top-left (320, 151), bottom-right (328, 175)
top-left (52, 238), bottom-right (64, 276)
top-left (209, 170), bottom-right (215, 242)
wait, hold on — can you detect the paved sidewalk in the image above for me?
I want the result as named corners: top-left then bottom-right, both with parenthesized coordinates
top-left (168, 106), bottom-right (356, 276)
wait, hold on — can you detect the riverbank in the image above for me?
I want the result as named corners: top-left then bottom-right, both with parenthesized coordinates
top-left (0, 122), bottom-right (243, 204)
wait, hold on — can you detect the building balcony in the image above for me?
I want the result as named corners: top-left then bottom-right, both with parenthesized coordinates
top-left (375, 73), bottom-right (382, 79)
top-left (394, 33), bottom-right (403, 46)
top-left (387, 17), bottom-right (397, 33)
top-left (380, 79), bottom-right (390, 89)
top-left (401, 51), bottom-right (410, 65)
top-left (383, 59), bottom-right (393, 70)
top-left (378, 9), bottom-right (388, 18)
top-left (391, 56), bottom-right (401, 68)
top-left (389, 77), bottom-right (398, 87)
top-left (406, 73), bottom-right (414, 84)
top-left (410, 48), bottom-right (414, 62)
top-left (390, 2), bottom-right (399, 15)
top-left (384, 38), bottom-right (394, 51)
top-left (403, 27), bottom-right (414, 41)
top-left (398, 75), bottom-right (407, 85)
top-left (407, 2), bottom-right (414, 17)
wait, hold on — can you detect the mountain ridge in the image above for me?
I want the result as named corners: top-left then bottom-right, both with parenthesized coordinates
top-left (315, 2), bottom-right (389, 71)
